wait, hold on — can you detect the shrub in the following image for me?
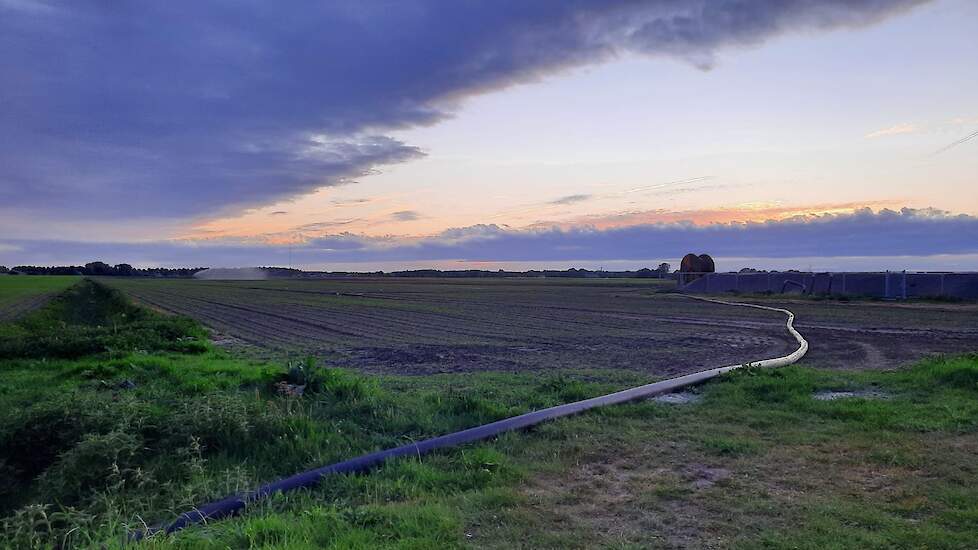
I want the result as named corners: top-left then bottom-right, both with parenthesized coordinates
top-left (38, 431), bottom-right (146, 505)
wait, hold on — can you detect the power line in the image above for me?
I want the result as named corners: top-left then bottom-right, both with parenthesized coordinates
top-left (932, 129), bottom-right (978, 156)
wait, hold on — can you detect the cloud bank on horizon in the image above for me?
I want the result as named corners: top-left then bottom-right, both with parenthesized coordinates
top-left (1, 0), bottom-right (927, 224)
top-left (3, 208), bottom-right (977, 269)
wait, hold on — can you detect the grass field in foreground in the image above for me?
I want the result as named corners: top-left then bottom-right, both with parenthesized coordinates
top-left (1, 280), bottom-right (976, 548)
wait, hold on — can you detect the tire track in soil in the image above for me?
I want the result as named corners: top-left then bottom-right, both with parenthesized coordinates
top-left (126, 288), bottom-right (343, 347)
top-left (141, 289), bottom-right (365, 339)
top-left (127, 291), bottom-right (300, 349)
top-left (154, 283), bottom-right (576, 346)
top-left (133, 288), bottom-right (461, 349)
top-left (207, 284), bottom-right (586, 343)
top-left (0, 292), bottom-right (57, 322)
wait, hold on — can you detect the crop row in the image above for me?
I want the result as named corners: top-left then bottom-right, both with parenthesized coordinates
top-left (101, 279), bottom-right (804, 374)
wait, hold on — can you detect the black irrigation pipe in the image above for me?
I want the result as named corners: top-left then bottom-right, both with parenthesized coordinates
top-left (131, 295), bottom-right (807, 541)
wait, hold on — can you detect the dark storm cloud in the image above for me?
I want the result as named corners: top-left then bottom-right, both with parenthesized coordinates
top-left (1, 0), bottom-right (926, 221)
top-left (3, 208), bottom-right (975, 268)
top-left (325, 208), bottom-right (978, 262)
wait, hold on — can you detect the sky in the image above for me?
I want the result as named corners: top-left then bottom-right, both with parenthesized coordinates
top-left (1, 0), bottom-right (977, 271)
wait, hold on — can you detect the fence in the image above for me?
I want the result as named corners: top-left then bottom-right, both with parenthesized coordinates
top-left (679, 271), bottom-right (978, 300)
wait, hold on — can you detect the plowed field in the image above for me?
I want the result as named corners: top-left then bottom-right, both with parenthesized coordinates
top-left (103, 277), bottom-right (978, 375)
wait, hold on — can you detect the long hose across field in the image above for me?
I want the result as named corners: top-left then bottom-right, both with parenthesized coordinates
top-left (134, 295), bottom-right (808, 540)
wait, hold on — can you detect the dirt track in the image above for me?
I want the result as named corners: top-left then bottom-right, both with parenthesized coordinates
top-left (103, 278), bottom-right (978, 375)
top-left (0, 292), bottom-right (57, 323)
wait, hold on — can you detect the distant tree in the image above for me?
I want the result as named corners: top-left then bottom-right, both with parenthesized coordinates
top-left (0, 266), bottom-right (8, 274)
top-left (84, 261), bottom-right (114, 276)
top-left (114, 263), bottom-right (135, 276)
top-left (657, 263), bottom-right (671, 274)
top-left (739, 267), bottom-right (759, 273)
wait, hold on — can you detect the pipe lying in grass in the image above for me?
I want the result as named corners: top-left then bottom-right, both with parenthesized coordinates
top-left (133, 295), bottom-right (807, 540)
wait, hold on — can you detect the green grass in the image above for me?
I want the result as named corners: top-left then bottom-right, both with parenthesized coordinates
top-left (0, 275), bottom-right (79, 309)
top-left (0, 279), bottom-right (206, 360)
top-left (1, 279), bottom-right (977, 548)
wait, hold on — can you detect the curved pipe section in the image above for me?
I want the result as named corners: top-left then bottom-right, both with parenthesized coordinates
top-left (134, 295), bottom-right (807, 540)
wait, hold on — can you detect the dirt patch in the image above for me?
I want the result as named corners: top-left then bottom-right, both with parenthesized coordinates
top-left (653, 391), bottom-right (702, 405)
top-left (209, 331), bottom-right (250, 349)
top-left (683, 464), bottom-right (731, 489)
top-left (0, 292), bottom-right (55, 322)
top-left (797, 327), bottom-right (976, 371)
top-left (514, 446), bottom-right (753, 548)
top-left (813, 388), bottom-right (890, 401)
top-left (519, 454), bottom-right (670, 545)
top-left (339, 344), bottom-right (524, 374)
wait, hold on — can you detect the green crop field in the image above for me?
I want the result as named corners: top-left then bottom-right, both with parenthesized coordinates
top-left (1, 278), bottom-right (977, 548)
top-left (0, 276), bottom-right (80, 321)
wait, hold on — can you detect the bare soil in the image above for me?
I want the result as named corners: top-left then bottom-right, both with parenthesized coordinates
top-left (103, 278), bottom-right (978, 375)
top-left (0, 292), bottom-right (57, 322)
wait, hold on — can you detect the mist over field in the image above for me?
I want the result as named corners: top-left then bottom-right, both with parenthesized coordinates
top-left (193, 268), bottom-right (268, 280)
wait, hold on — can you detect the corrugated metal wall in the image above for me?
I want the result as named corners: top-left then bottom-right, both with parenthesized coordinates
top-left (680, 272), bottom-right (978, 299)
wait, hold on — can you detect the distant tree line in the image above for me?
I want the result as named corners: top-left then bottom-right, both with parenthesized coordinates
top-left (3, 262), bottom-right (676, 279)
top-left (6, 262), bottom-right (206, 278)
top-left (305, 264), bottom-right (674, 279)
top-left (384, 263), bottom-right (673, 279)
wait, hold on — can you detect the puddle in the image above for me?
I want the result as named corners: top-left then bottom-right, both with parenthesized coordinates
top-left (652, 391), bottom-right (702, 404)
top-left (812, 389), bottom-right (890, 401)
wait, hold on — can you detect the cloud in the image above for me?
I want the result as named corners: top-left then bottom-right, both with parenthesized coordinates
top-left (865, 123), bottom-right (916, 138)
top-left (4, 207), bottom-right (976, 268)
top-left (948, 116), bottom-right (978, 126)
top-left (293, 219), bottom-right (362, 232)
top-left (534, 199), bottom-right (904, 230)
top-left (341, 207), bottom-right (978, 262)
top-left (332, 198), bottom-right (373, 207)
top-left (270, 211), bottom-right (289, 216)
top-left (487, 176), bottom-right (721, 223)
top-left (548, 194), bottom-right (592, 206)
top-left (1, 0), bottom-right (926, 226)
top-left (391, 210), bottom-right (422, 222)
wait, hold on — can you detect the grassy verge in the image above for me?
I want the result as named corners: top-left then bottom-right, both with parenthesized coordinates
top-left (1, 280), bottom-right (976, 548)
top-left (0, 276), bottom-right (80, 321)
top-left (0, 276), bottom-right (80, 307)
